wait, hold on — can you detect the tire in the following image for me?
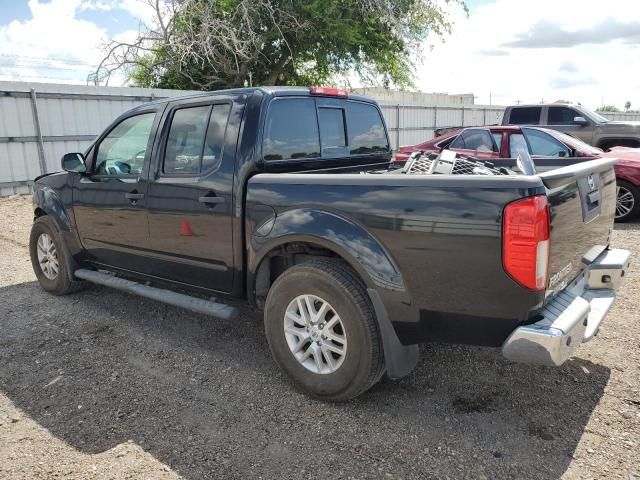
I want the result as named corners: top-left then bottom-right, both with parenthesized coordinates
top-left (264, 259), bottom-right (384, 401)
top-left (29, 216), bottom-right (85, 295)
top-left (615, 180), bottom-right (640, 222)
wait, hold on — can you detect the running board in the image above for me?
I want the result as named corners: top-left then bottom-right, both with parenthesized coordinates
top-left (74, 269), bottom-right (239, 320)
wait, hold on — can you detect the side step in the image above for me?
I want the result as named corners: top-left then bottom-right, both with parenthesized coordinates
top-left (74, 269), bottom-right (239, 320)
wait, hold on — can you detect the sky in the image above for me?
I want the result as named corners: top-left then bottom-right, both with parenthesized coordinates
top-left (0, 0), bottom-right (639, 110)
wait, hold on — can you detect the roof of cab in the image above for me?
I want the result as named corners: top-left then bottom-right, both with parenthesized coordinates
top-left (137, 86), bottom-right (376, 109)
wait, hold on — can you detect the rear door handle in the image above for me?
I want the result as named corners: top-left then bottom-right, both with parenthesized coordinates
top-left (198, 195), bottom-right (225, 205)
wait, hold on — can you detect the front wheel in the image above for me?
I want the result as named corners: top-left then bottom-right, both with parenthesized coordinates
top-left (29, 216), bottom-right (84, 295)
top-left (615, 180), bottom-right (640, 222)
top-left (264, 259), bottom-right (384, 401)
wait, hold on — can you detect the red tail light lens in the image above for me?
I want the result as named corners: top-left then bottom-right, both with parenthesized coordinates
top-left (502, 195), bottom-right (550, 291)
top-left (310, 86), bottom-right (349, 97)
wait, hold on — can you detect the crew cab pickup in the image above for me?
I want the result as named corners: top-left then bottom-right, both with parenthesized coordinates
top-left (30, 87), bottom-right (630, 401)
top-left (502, 103), bottom-right (640, 150)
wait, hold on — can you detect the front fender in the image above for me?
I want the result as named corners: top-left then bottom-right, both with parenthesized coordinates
top-left (249, 208), bottom-right (405, 293)
top-left (33, 185), bottom-right (73, 231)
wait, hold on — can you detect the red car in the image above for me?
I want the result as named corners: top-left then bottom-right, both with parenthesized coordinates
top-left (394, 126), bottom-right (640, 222)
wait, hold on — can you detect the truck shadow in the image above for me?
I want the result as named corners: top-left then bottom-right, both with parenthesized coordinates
top-left (0, 281), bottom-right (610, 479)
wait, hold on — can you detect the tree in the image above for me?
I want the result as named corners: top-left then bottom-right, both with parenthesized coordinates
top-left (92, 0), bottom-right (466, 90)
top-left (625, 100), bottom-right (631, 112)
top-left (597, 105), bottom-right (620, 112)
top-left (553, 99), bottom-right (572, 104)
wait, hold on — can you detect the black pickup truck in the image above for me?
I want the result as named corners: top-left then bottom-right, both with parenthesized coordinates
top-left (30, 87), bottom-right (630, 401)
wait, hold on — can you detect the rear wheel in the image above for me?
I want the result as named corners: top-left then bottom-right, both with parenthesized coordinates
top-left (615, 180), bottom-right (640, 222)
top-left (264, 259), bottom-right (384, 401)
top-left (29, 216), bottom-right (84, 295)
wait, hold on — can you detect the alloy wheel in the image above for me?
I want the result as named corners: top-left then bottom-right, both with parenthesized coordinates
top-left (616, 185), bottom-right (635, 219)
top-left (36, 233), bottom-right (59, 280)
top-left (283, 294), bottom-right (347, 374)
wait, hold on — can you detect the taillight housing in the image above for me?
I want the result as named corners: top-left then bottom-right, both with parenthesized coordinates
top-left (310, 86), bottom-right (349, 97)
top-left (502, 195), bottom-right (550, 291)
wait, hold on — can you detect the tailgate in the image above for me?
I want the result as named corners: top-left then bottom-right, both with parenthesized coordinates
top-left (538, 158), bottom-right (617, 296)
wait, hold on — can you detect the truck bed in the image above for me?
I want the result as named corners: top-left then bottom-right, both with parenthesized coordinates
top-left (246, 158), bottom-right (617, 346)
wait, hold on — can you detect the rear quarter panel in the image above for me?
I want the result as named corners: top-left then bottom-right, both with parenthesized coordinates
top-left (247, 174), bottom-right (546, 346)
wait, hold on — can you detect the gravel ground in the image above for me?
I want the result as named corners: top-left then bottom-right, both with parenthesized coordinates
top-left (0, 194), bottom-right (638, 480)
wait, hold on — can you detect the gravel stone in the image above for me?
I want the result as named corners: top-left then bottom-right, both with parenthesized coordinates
top-left (1, 194), bottom-right (639, 479)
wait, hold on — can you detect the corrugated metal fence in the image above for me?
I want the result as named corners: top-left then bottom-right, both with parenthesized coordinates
top-left (2, 81), bottom-right (640, 197)
top-left (0, 81), bottom-right (198, 196)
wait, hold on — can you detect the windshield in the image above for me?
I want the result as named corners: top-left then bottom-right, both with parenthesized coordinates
top-left (581, 107), bottom-right (610, 123)
top-left (547, 129), bottom-right (603, 155)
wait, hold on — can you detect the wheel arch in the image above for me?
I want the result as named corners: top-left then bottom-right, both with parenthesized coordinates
top-left (33, 186), bottom-right (73, 231)
top-left (248, 208), bottom-right (406, 304)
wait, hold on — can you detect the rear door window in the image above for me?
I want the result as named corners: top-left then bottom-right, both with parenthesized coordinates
top-left (508, 107), bottom-right (542, 125)
top-left (263, 98), bottom-right (320, 161)
top-left (449, 129), bottom-right (497, 152)
top-left (163, 103), bottom-right (231, 175)
top-left (346, 102), bottom-right (389, 154)
top-left (164, 106), bottom-right (210, 175)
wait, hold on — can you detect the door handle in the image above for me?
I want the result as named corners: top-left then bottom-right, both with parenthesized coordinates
top-left (198, 195), bottom-right (225, 205)
top-left (125, 192), bottom-right (145, 200)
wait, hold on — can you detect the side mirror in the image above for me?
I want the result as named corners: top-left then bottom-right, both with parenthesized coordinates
top-left (573, 116), bottom-right (589, 126)
top-left (61, 152), bottom-right (87, 173)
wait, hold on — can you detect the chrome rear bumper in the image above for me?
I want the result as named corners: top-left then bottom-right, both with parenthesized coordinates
top-left (502, 248), bottom-right (631, 366)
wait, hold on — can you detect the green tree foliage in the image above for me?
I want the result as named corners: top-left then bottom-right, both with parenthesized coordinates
top-left (96, 0), bottom-right (465, 90)
top-left (597, 105), bottom-right (620, 112)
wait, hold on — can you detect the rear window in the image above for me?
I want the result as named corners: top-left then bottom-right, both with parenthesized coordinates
top-left (263, 98), bottom-right (320, 161)
top-left (347, 102), bottom-right (389, 154)
top-left (262, 98), bottom-right (389, 161)
top-left (508, 107), bottom-right (541, 125)
top-left (318, 107), bottom-right (346, 148)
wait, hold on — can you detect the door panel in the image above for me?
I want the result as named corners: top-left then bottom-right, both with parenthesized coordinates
top-left (146, 100), bottom-right (238, 293)
top-left (73, 110), bottom-right (159, 270)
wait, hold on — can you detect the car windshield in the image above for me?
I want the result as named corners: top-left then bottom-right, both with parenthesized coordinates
top-left (546, 129), bottom-right (603, 155)
top-left (581, 107), bottom-right (610, 124)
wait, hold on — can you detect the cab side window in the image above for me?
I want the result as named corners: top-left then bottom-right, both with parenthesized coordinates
top-left (508, 107), bottom-right (542, 125)
top-left (548, 107), bottom-right (580, 125)
top-left (94, 112), bottom-right (156, 177)
top-left (163, 103), bottom-right (232, 175)
top-left (164, 106), bottom-right (210, 175)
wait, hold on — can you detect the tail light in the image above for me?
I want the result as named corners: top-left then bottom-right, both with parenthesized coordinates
top-left (502, 195), bottom-right (550, 291)
top-left (310, 86), bottom-right (349, 97)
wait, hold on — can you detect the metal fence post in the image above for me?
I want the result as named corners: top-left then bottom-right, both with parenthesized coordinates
top-left (396, 104), bottom-right (400, 149)
top-left (461, 106), bottom-right (465, 127)
top-left (483, 108), bottom-right (486, 125)
top-left (29, 89), bottom-right (47, 175)
top-left (433, 106), bottom-right (437, 135)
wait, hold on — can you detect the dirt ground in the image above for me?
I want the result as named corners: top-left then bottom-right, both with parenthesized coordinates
top-left (0, 194), bottom-right (638, 480)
